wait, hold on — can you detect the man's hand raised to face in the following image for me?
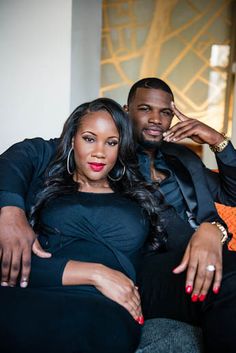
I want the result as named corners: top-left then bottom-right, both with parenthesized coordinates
top-left (163, 102), bottom-right (225, 146)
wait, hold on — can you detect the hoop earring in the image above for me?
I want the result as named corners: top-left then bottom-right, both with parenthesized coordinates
top-left (67, 147), bottom-right (74, 175)
top-left (108, 159), bottom-right (126, 182)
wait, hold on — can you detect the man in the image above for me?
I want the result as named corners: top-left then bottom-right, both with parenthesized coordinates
top-left (0, 77), bottom-right (236, 291)
top-left (124, 78), bottom-right (236, 300)
top-left (124, 78), bottom-right (236, 352)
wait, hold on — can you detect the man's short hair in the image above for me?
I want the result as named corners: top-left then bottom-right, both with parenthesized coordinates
top-left (127, 77), bottom-right (174, 105)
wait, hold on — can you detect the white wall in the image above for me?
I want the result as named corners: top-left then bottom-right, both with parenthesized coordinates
top-left (0, 0), bottom-right (102, 153)
top-left (202, 63), bottom-right (236, 168)
top-left (70, 0), bottom-right (102, 111)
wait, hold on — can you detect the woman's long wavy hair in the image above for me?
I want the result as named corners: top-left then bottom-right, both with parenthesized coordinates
top-left (30, 97), bottom-right (168, 251)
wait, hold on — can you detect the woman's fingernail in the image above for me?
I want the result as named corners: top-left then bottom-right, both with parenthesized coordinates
top-left (199, 294), bottom-right (206, 302)
top-left (136, 316), bottom-right (144, 325)
top-left (213, 287), bottom-right (220, 294)
top-left (185, 285), bottom-right (193, 294)
top-left (191, 294), bottom-right (198, 302)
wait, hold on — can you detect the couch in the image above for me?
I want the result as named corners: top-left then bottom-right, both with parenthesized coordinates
top-left (136, 319), bottom-right (203, 353)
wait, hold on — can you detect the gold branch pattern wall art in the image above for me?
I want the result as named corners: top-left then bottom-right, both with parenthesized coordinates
top-left (100, 0), bottom-right (233, 132)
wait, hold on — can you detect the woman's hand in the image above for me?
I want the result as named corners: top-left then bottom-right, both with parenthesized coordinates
top-left (173, 222), bottom-right (223, 301)
top-left (93, 265), bottom-right (143, 322)
top-left (62, 261), bottom-right (143, 323)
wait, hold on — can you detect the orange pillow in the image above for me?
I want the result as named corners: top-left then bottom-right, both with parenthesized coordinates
top-left (215, 203), bottom-right (236, 251)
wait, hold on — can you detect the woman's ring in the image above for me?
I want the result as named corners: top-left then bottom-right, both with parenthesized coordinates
top-left (206, 264), bottom-right (216, 272)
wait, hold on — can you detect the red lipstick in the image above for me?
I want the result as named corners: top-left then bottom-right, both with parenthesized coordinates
top-left (88, 162), bottom-right (105, 172)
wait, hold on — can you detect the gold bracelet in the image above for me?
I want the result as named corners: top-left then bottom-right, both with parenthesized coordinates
top-left (211, 221), bottom-right (229, 245)
top-left (209, 134), bottom-right (229, 153)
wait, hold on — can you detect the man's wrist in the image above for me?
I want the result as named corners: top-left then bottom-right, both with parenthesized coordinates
top-left (209, 134), bottom-right (229, 153)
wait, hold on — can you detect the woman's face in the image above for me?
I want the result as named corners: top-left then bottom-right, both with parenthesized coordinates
top-left (72, 110), bottom-right (120, 185)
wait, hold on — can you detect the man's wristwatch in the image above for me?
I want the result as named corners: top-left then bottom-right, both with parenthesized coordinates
top-left (211, 221), bottom-right (230, 245)
top-left (209, 134), bottom-right (229, 153)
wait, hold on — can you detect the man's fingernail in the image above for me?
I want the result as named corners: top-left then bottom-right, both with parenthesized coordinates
top-left (185, 285), bottom-right (192, 294)
top-left (1, 281), bottom-right (8, 287)
top-left (20, 281), bottom-right (28, 288)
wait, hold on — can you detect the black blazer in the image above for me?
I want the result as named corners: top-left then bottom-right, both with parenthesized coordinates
top-left (159, 141), bottom-right (236, 225)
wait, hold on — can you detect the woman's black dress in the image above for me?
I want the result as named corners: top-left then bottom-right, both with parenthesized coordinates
top-left (0, 192), bottom-right (149, 353)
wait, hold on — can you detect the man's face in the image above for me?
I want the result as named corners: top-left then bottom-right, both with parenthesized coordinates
top-left (126, 88), bottom-right (174, 149)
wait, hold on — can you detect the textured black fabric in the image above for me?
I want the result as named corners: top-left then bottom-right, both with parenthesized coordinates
top-left (136, 318), bottom-right (203, 353)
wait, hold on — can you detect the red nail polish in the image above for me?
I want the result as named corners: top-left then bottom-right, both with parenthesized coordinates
top-left (185, 285), bottom-right (193, 294)
top-left (213, 287), bottom-right (220, 294)
top-left (199, 294), bottom-right (206, 302)
top-left (137, 316), bottom-right (144, 325)
top-left (191, 294), bottom-right (198, 302)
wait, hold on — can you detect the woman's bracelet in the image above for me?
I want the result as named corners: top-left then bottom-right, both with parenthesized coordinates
top-left (211, 221), bottom-right (230, 245)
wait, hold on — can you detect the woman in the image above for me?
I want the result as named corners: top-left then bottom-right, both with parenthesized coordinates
top-left (0, 98), bottom-right (167, 353)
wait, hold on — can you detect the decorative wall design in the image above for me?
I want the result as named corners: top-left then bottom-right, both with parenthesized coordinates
top-left (100, 0), bottom-right (233, 133)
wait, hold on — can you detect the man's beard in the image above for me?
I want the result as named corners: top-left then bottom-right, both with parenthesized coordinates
top-left (137, 133), bottom-right (163, 151)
